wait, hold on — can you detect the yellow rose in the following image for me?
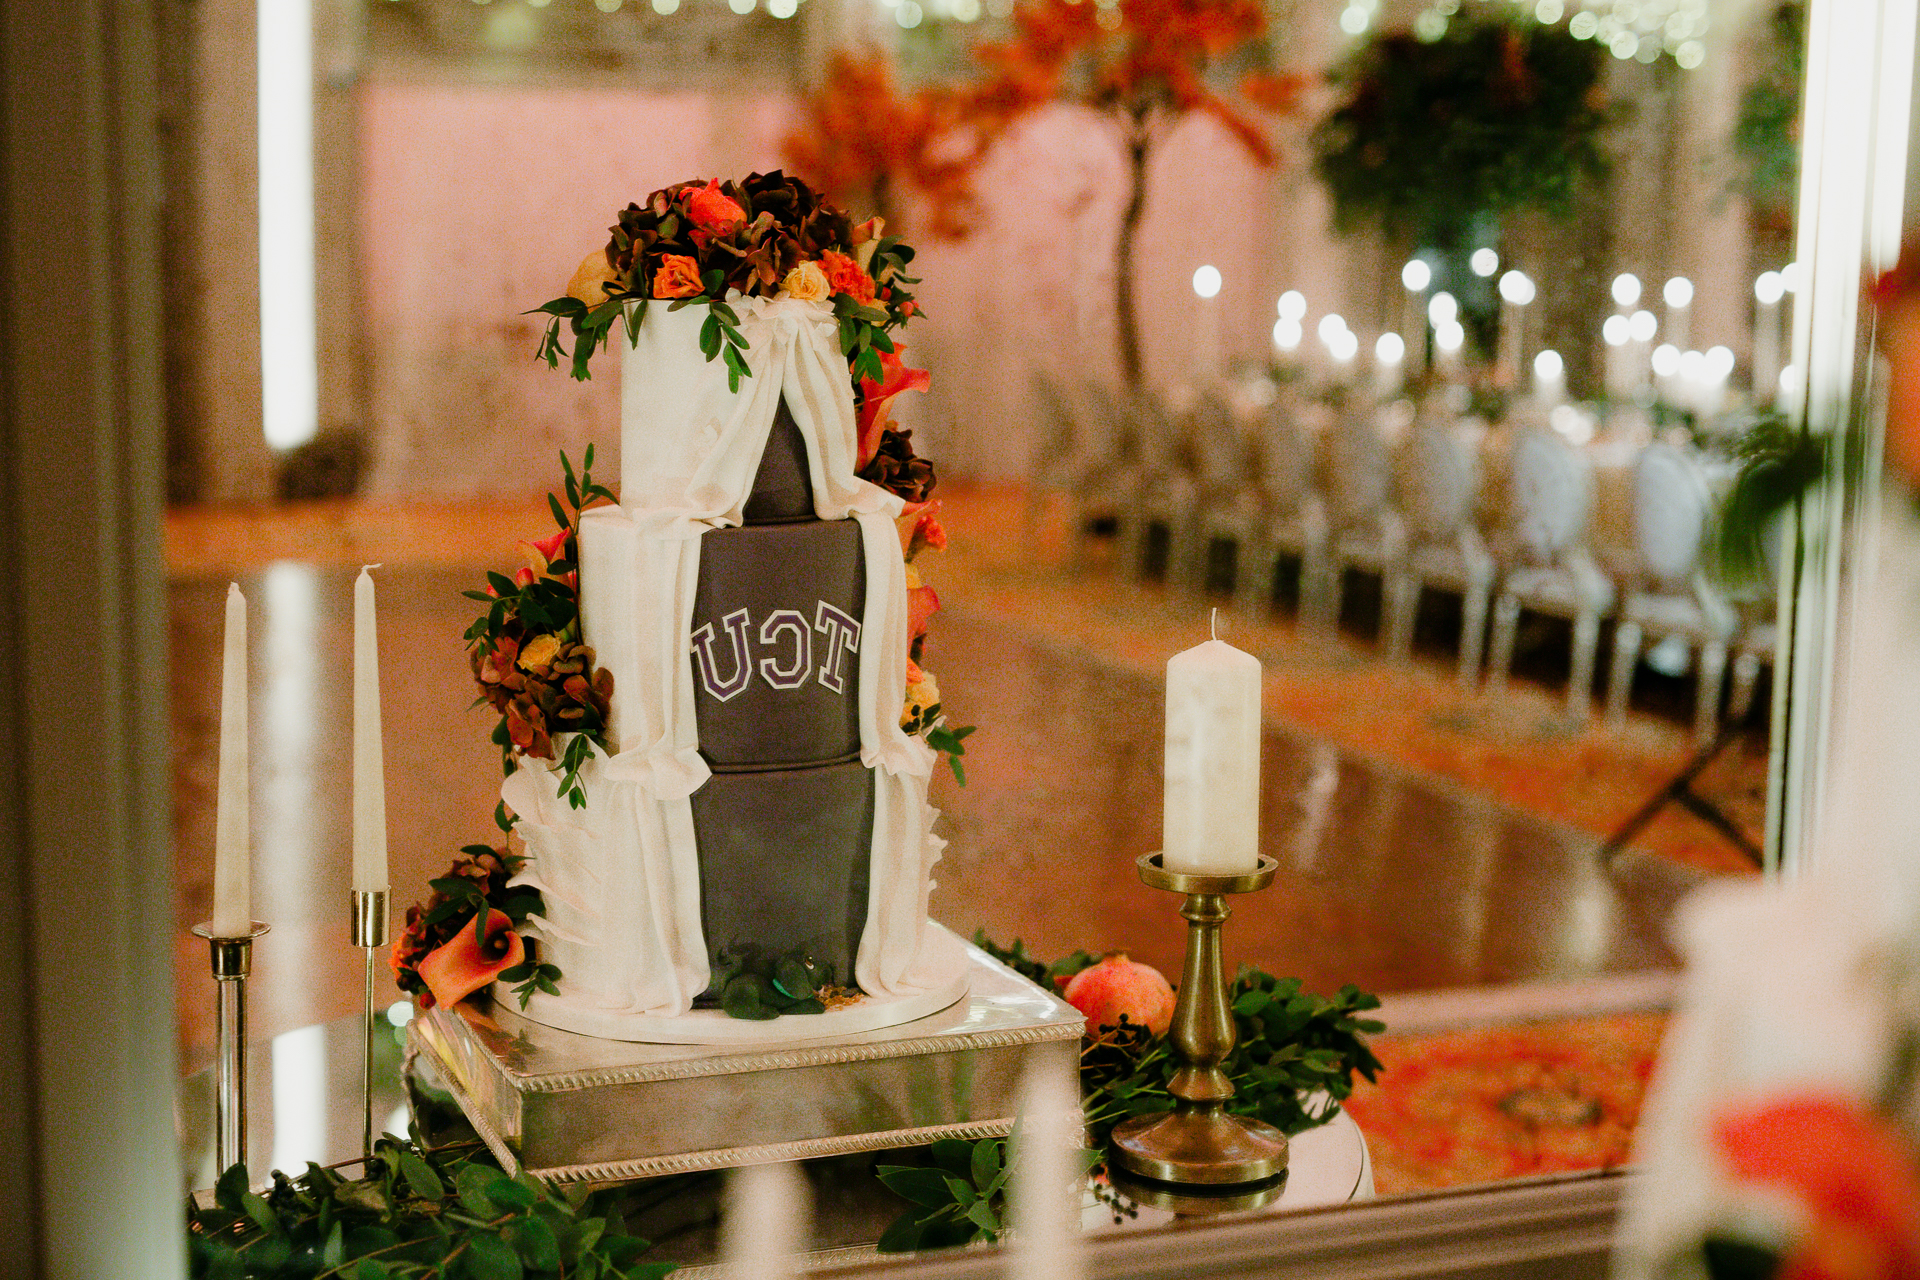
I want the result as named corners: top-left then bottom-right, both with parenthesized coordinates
top-left (566, 249), bottom-right (619, 307)
top-left (780, 261), bottom-right (830, 302)
top-left (517, 633), bottom-right (564, 673)
top-left (900, 671), bottom-right (942, 735)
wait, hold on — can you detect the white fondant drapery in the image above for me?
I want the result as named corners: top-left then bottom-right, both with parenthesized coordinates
top-left (508, 295), bottom-right (965, 1020)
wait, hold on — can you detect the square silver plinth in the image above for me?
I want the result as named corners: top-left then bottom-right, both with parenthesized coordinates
top-left (408, 936), bottom-right (1084, 1184)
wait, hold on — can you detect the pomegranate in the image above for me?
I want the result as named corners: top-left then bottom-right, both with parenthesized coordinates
top-left (1062, 953), bottom-right (1176, 1036)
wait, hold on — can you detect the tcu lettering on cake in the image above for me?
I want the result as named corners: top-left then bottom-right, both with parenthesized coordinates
top-left (691, 602), bottom-right (863, 701)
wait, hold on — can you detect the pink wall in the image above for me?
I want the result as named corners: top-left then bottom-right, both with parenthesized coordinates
top-left (356, 80), bottom-right (1286, 495)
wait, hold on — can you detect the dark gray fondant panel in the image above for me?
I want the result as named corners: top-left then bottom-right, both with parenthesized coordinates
top-left (690, 517), bottom-right (865, 769)
top-left (741, 397), bottom-right (815, 525)
top-left (689, 758), bottom-right (875, 1000)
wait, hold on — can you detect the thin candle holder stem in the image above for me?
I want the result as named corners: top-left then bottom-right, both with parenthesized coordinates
top-left (1110, 852), bottom-right (1287, 1188)
top-left (192, 921), bottom-right (270, 1176)
top-left (351, 889), bottom-right (389, 1156)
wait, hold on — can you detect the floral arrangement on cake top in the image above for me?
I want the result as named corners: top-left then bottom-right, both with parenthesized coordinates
top-left (530, 169), bottom-right (937, 512)
top-left (532, 171), bottom-right (972, 783)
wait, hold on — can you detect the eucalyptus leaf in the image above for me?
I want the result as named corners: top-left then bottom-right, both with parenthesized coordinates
top-left (462, 1230), bottom-right (524, 1280)
top-left (876, 1165), bottom-right (958, 1209)
top-left (508, 1216), bottom-right (562, 1269)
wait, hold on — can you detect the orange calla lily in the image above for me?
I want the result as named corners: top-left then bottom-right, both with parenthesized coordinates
top-left (417, 909), bottom-right (525, 1010)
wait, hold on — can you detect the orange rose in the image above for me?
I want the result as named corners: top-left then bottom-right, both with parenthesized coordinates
top-left (685, 180), bottom-right (746, 234)
top-left (1713, 1094), bottom-right (1920, 1280)
top-left (821, 250), bottom-right (876, 305)
top-left (652, 254), bottom-right (704, 300)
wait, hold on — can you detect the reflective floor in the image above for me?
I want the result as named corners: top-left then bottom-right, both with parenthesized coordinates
top-left (172, 559), bottom-right (1691, 1066)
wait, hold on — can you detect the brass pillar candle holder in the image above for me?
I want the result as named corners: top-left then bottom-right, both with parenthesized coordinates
top-left (351, 888), bottom-right (389, 1156)
top-left (1110, 852), bottom-right (1287, 1188)
top-left (192, 921), bottom-right (270, 1175)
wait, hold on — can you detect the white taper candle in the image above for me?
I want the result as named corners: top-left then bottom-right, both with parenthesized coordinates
top-left (212, 583), bottom-right (251, 936)
top-left (352, 566), bottom-right (388, 893)
top-left (1162, 616), bottom-right (1262, 874)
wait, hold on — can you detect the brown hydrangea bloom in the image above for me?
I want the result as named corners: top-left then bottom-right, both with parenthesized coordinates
top-left (859, 425), bottom-right (937, 505)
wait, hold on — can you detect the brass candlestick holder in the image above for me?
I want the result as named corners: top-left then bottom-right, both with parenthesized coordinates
top-left (351, 888), bottom-right (389, 1156)
top-left (1110, 851), bottom-right (1287, 1188)
top-left (192, 921), bottom-right (270, 1175)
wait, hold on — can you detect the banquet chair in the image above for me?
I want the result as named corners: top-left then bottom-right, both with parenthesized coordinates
top-left (1603, 443), bottom-right (1738, 741)
top-left (1058, 380), bottom-right (1131, 569)
top-left (1026, 374), bottom-right (1081, 538)
top-left (1487, 428), bottom-right (1616, 717)
top-left (1239, 398), bottom-right (1333, 624)
top-left (1386, 417), bottom-right (1495, 683)
top-left (1117, 389), bottom-right (1198, 582)
top-left (1187, 390), bottom-right (1262, 594)
top-left (1324, 405), bottom-right (1408, 639)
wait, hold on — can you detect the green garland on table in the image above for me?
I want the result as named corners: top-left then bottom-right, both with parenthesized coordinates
top-left (872, 933), bottom-right (1385, 1253)
top-left (1312, 14), bottom-right (1618, 253)
top-left (189, 932), bottom-right (1382, 1270)
top-left (187, 1133), bottom-right (675, 1280)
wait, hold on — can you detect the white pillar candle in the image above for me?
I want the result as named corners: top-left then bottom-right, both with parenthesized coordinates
top-left (1374, 332), bottom-right (1406, 398)
top-left (352, 566), bottom-right (388, 894)
top-left (1193, 265), bottom-right (1223, 382)
top-left (1497, 271), bottom-right (1535, 387)
top-left (1663, 276), bottom-right (1694, 352)
top-left (1162, 623), bottom-right (1262, 874)
top-left (212, 583), bottom-right (251, 936)
top-left (1532, 349), bottom-right (1566, 406)
top-left (1400, 259), bottom-right (1431, 381)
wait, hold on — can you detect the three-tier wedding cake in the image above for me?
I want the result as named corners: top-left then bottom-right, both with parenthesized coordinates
top-left (402, 173), bottom-right (970, 1044)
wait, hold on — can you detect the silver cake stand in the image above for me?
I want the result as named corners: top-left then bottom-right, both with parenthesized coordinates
top-left (408, 930), bottom-right (1085, 1183)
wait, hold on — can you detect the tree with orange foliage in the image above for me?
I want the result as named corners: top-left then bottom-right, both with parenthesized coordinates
top-left (958, 0), bottom-right (1305, 385)
top-left (784, 51), bottom-right (980, 241)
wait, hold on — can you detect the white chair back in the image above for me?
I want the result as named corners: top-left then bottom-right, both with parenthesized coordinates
top-left (1073, 380), bottom-right (1126, 468)
top-left (1259, 402), bottom-right (1314, 512)
top-left (1191, 391), bottom-right (1244, 491)
top-left (1508, 429), bottom-right (1593, 562)
top-left (1326, 410), bottom-right (1391, 529)
top-left (1123, 389), bottom-right (1180, 473)
top-left (1632, 442), bottom-right (1713, 586)
top-left (1398, 424), bottom-right (1480, 543)
top-left (1031, 374), bottom-right (1077, 467)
